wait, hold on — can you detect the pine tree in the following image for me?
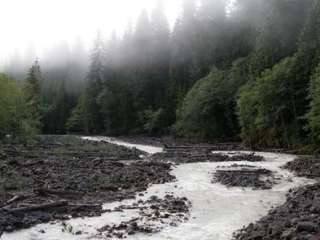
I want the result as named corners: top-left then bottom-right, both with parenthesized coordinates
top-left (307, 63), bottom-right (320, 143)
top-left (170, 0), bottom-right (198, 95)
top-left (24, 60), bottom-right (42, 126)
top-left (148, 2), bottom-right (170, 108)
top-left (249, 0), bottom-right (312, 76)
top-left (133, 10), bottom-right (153, 69)
top-left (68, 32), bottom-right (105, 134)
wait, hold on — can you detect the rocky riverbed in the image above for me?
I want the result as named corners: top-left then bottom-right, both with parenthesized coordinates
top-left (233, 156), bottom-right (320, 240)
top-left (213, 166), bottom-right (275, 190)
top-left (97, 194), bottom-right (191, 239)
top-left (0, 136), bottom-right (175, 234)
top-left (0, 136), bottom-right (317, 240)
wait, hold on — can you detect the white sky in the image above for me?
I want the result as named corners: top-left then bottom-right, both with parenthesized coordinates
top-left (0, 0), bottom-right (183, 66)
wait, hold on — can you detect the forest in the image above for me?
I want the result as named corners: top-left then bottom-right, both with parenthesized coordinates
top-left (1, 0), bottom-right (320, 149)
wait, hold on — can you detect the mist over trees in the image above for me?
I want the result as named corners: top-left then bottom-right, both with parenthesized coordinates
top-left (1, 0), bottom-right (320, 149)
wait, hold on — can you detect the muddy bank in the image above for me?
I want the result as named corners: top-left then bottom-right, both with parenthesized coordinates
top-left (234, 156), bottom-right (320, 240)
top-left (0, 136), bottom-right (175, 234)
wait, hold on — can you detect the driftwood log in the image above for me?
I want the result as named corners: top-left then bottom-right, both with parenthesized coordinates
top-left (4, 200), bottom-right (68, 213)
top-left (36, 188), bottom-right (84, 198)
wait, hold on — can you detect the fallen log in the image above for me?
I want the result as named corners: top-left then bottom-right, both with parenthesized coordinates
top-left (215, 169), bottom-right (271, 175)
top-left (5, 200), bottom-right (68, 213)
top-left (4, 196), bottom-right (22, 206)
top-left (36, 188), bottom-right (84, 198)
top-left (0, 194), bottom-right (33, 208)
top-left (164, 146), bottom-right (213, 149)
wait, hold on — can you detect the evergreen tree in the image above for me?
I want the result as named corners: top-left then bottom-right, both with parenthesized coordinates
top-left (194, 0), bottom-right (227, 72)
top-left (149, 2), bottom-right (171, 108)
top-left (249, 0), bottom-right (312, 76)
top-left (42, 80), bottom-right (73, 134)
top-left (307, 63), bottom-right (320, 143)
top-left (66, 93), bottom-right (89, 133)
top-left (170, 0), bottom-right (198, 97)
top-left (85, 32), bottom-right (106, 133)
top-left (24, 60), bottom-right (42, 128)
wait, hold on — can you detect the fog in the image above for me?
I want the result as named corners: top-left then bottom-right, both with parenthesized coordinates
top-left (1, 0), bottom-right (307, 96)
top-left (0, 0), bottom-right (185, 70)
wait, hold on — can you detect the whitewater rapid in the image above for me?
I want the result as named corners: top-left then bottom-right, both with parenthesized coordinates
top-left (1, 137), bottom-right (315, 240)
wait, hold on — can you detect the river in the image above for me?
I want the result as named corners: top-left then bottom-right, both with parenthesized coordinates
top-left (1, 137), bottom-right (315, 240)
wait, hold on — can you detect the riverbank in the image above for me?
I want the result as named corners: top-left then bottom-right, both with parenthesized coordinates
top-left (0, 136), bottom-right (175, 234)
top-left (233, 156), bottom-right (320, 240)
top-left (1, 135), bottom-right (318, 240)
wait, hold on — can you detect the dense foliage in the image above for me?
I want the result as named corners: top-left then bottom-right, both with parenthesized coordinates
top-left (308, 64), bottom-right (320, 143)
top-left (176, 61), bottom-right (248, 139)
top-left (237, 57), bottom-right (298, 147)
top-left (0, 74), bottom-right (39, 140)
top-left (3, 0), bottom-right (320, 148)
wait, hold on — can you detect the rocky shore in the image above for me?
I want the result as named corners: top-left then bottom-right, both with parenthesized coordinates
top-left (213, 166), bottom-right (275, 189)
top-left (234, 156), bottom-right (320, 240)
top-left (97, 195), bottom-right (191, 239)
top-left (0, 136), bottom-right (175, 234)
top-left (151, 149), bottom-right (263, 164)
top-left (2, 135), bottom-right (319, 240)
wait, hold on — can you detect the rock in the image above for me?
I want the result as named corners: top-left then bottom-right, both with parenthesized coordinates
top-left (296, 222), bottom-right (317, 233)
top-left (281, 228), bottom-right (295, 239)
top-left (0, 135), bottom-right (175, 233)
top-left (97, 195), bottom-right (191, 238)
top-left (234, 184), bottom-right (320, 240)
top-left (213, 168), bottom-right (275, 189)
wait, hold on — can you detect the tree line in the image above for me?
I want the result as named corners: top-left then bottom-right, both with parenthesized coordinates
top-left (1, 0), bottom-right (320, 149)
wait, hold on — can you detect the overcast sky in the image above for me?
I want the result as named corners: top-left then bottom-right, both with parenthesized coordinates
top-left (0, 0), bottom-right (183, 66)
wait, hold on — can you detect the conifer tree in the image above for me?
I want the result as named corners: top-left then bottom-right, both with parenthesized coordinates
top-left (307, 63), bottom-right (320, 143)
top-left (24, 60), bottom-right (42, 126)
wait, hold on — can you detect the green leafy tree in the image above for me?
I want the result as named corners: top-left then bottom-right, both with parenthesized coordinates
top-left (237, 57), bottom-right (299, 147)
top-left (177, 64), bottom-right (245, 139)
top-left (0, 74), bottom-right (39, 140)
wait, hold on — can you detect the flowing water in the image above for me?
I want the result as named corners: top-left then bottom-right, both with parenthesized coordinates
top-left (1, 137), bottom-right (315, 240)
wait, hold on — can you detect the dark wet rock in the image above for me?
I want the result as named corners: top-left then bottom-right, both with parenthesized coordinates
top-left (117, 137), bottom-right (244, 151)
top-left (285, 156), bottom-right (320, 179)
top-left (233, 184), bottom-right (320, 240)
top-left (0, 135), bottom-right (175, 233)
top-left (233, 155), bottom-right (320, 240)
top-left (98, 195), bottom-right (191, 239)
top-left (151, 150), bottom-right (264, 164)
top-left (213, 168), bottom-right (275, 189)
top-left (296, 221), bottom-right (318, 233)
